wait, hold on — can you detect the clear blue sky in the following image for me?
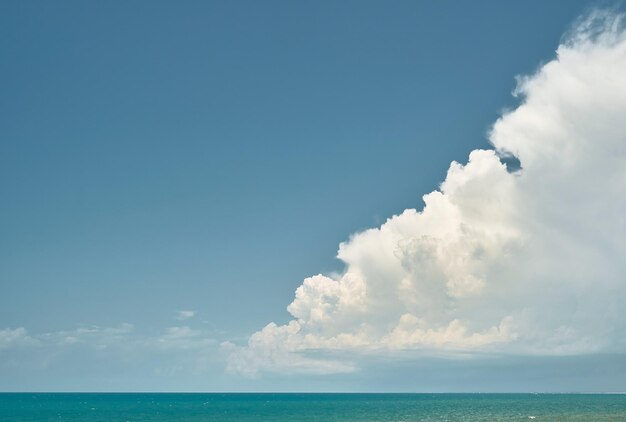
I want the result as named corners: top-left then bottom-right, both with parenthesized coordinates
top-left (1, 0), bottom-right (614, 391)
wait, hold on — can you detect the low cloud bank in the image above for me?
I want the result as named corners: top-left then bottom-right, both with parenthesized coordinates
top-left (226, 10), bottom-right (626, 376)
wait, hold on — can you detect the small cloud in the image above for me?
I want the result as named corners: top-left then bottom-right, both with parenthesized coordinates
top-left (156, 326), bottom-right (215, 351)
top-left (160, 326), bottom-right (200, 340)
top-left (176, 310), bottom-right (196, 321)
top-left (0, 322), bottom-right (219, 376)
top-left (0, 327), bottom-right (40, 350)
top-left (42, 323), bottom-right (134, 349)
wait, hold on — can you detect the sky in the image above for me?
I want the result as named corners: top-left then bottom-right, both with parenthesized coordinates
top-left (2, 0), bottom-right (626, 392)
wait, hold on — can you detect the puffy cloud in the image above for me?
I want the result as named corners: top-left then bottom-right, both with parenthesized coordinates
top-left (222, 321), bottom-right (357, 377)
top-left (227, 10), bottom-right (626, 376)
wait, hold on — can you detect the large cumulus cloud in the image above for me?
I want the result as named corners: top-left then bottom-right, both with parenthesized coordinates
top-left (225, 10), bottom-right (626, 376)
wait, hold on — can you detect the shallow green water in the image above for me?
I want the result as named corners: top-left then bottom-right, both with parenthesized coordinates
top-left (1, 393), bottom-right (625, 421)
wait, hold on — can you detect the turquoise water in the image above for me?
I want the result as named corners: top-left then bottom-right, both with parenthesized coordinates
top-left (1, 393), bottom-right (625, 421)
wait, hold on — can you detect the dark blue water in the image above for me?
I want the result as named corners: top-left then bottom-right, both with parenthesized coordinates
top-left (1, 393), bottom-right (625, 421)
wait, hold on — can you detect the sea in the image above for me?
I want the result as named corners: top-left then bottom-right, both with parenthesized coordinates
top-left (1, 393), bottom-right (625, 421)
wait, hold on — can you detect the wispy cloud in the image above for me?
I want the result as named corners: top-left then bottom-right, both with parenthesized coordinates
top-left (0, 328), bottom-right (40, 351)
top-left (41, 323), bottom-right (134, 348)
top-left (0, 322), bottom-right (217, 375)
top-left (157, 326), bottom-right (215, 350)
top-left (176, 310), bottom-right (196, 321)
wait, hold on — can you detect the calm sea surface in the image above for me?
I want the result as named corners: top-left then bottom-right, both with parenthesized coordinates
top-left (1, 393), bottom-right (625, 421)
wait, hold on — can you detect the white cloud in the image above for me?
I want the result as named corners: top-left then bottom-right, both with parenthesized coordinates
top-left (41, 323), bottom-right (134, 349)
top-left (222, 321), bottom-right (357, 377)
top-left (176, 310), bottom-right (196, 320)
top-left (0, 322), bottom-right (218, 376)
top-left (227, 10), bottom-right (626, 376)
top-left (0, 328), bottom-right (39, 351)
top-left (31, 323), bottom-right (215, 353)
top-left (156, 326), bottom-right (215, 350)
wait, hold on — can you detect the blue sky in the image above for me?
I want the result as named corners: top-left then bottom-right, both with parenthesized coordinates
top-left (4, 0), bottom-right (626, 392)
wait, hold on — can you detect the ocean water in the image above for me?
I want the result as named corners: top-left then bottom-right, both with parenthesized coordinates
top-left (1, 393), bottom-right (625, 421)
